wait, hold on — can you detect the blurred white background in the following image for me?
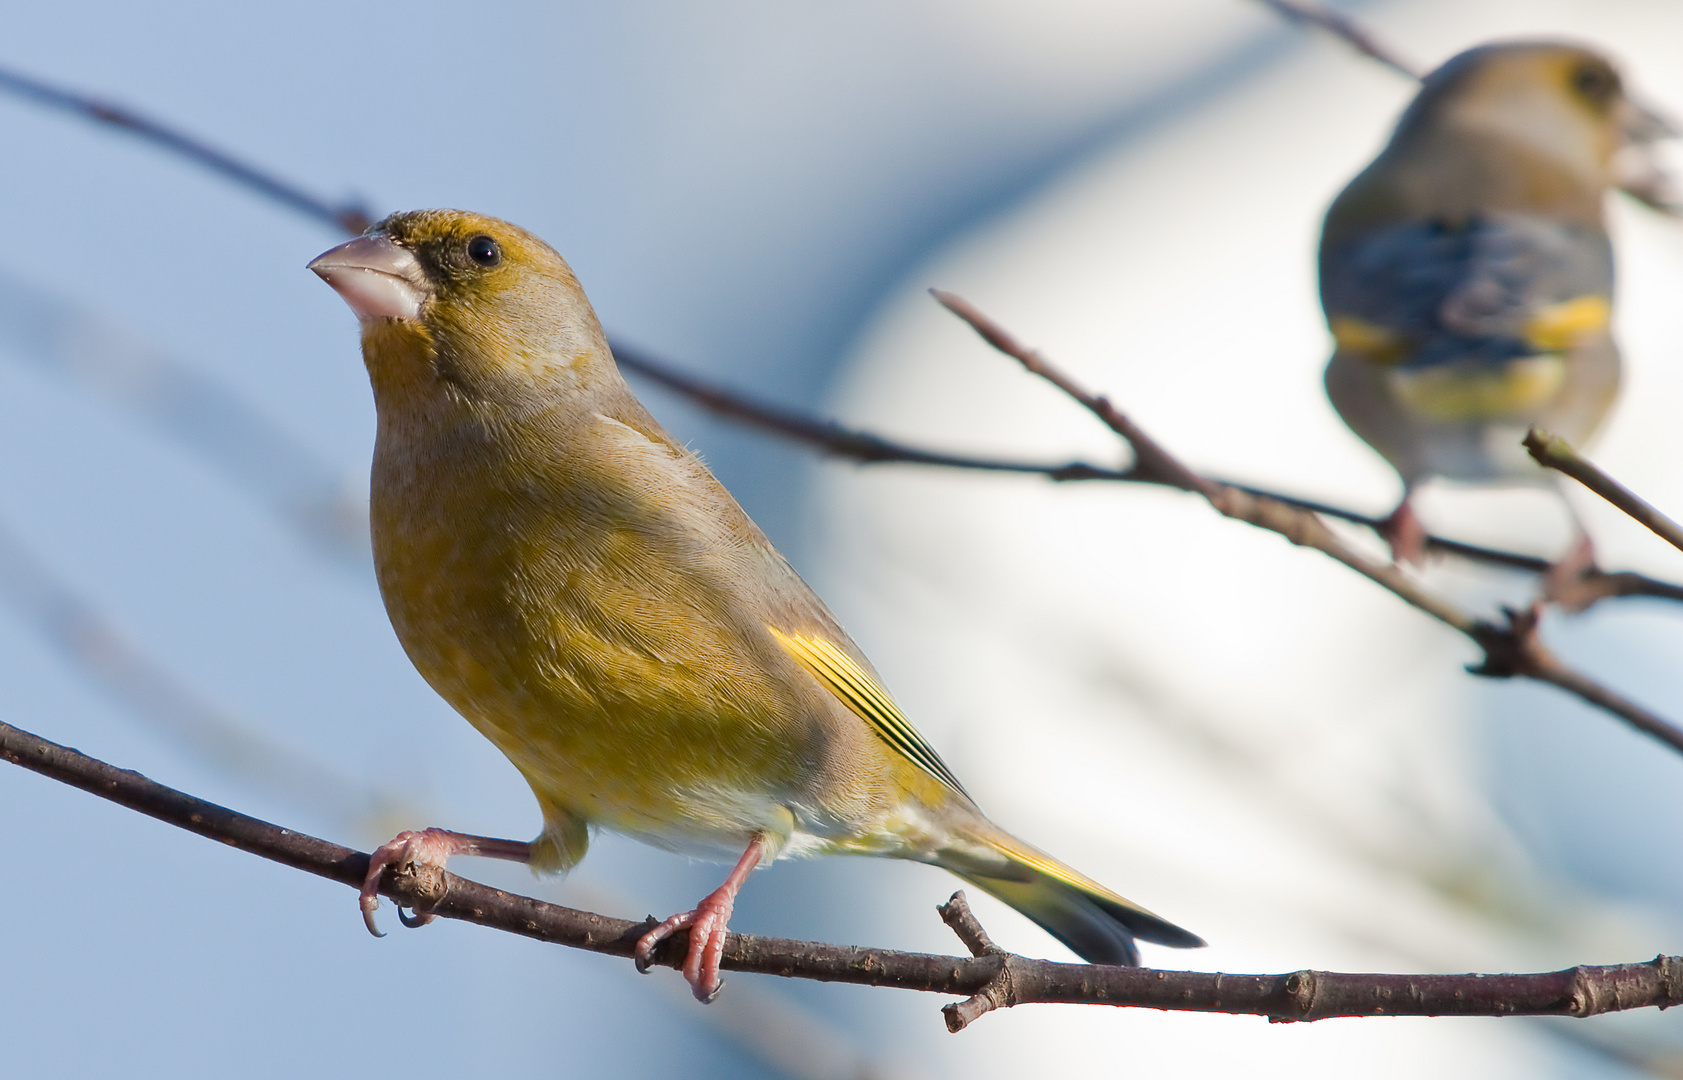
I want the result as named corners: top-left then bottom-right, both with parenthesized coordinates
top-left (0, 1), bottom-right (1679, 1077)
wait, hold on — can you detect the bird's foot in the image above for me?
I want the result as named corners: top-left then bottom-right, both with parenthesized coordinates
top-left (633, 834), bottom-right (766, 1003)
top-left (361, 828), bottom-right (531, 937)
top-left (1380, 500), bottom-right (1428, 565)
top-left (634, 898), bottom-right (734, 1004)
top-left (1541, 533), bottom-right (1600, 613)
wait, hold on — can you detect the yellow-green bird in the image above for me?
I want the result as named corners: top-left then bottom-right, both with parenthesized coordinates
top-left (309, 209), bottom-right (1202, 1001)
top-left (1320, 41), bottom-right (1674, 566)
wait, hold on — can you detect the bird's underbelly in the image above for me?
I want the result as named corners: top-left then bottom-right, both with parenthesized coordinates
top-left (1386, 353), bottom-right (1567, 422)
top-left (385, 589), bottom-right (921, 861)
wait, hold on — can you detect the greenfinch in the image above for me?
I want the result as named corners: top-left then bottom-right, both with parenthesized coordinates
top-left (309, 209), bottom-right (1202, 1001)
top-left (1320, 41), bottom-right (1673, 565)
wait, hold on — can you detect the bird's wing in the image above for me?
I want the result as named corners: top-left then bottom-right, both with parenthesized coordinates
top-left (583, 402), bottom-right (973, 801)
top-left (768, 627), bottom-right (971, 800)
top-left (1321, 213), bottom-right (1613, 368)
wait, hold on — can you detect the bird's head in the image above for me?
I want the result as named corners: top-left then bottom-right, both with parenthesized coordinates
top-left (310, 209), bottom-right (613, 413)
top-left (1404, 42), bottom-right (1673, 193)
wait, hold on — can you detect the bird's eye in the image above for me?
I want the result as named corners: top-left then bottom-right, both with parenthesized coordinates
top-left (1571, 62), bottom-right (1616, 104)
top-left (466, 234), bottom-right (502, 267)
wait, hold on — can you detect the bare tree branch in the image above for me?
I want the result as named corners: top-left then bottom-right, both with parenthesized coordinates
top-left (0, 64), bottom-right (370, 235)
top-left (616, 339), bottom-right (1683, 605)
top-left (2, 716), bottom-right (1680, 1029)
top-left (5, 64), bottom-right (1681, 606)
top-left (932, 290), bottom-right (1683, 759)
top-left (1527, 427), bottom-right (1683, 556)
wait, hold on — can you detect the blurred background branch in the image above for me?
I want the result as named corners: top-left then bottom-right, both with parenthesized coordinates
top-left (0, 510), bottom-right (381, 822)
top-left (0, 65), bottom-right (370, 235)
top-left (2, 60), bottom-right (1680, 606)
top-left (0, 267), bottom-right (367, 563)
top-left (1252, 0), bottom-right (1423, 77)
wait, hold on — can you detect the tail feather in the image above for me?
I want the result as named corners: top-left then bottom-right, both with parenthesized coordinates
top-left (940, 830), bottom-right (1203, 966)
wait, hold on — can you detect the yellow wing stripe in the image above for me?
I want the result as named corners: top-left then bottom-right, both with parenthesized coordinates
top-left (1524, 294), bottom-right (1610, 352)
top-left (1333, 294), bottom-right (1609, 364)
top-left (1329, 315), bottom-right (1407, 364)
top-left (987, 831), bottom-right (1133, 908)
top-left (769, 627), bottom-right (969, 798)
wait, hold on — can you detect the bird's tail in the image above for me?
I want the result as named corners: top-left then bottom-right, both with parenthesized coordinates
top-left (935, 826), bottom-right (1203, 966)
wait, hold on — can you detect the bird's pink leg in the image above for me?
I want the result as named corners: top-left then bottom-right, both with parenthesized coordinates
top-left (361, 828), bottom-right (531, 936)
top-left (1380, 497), bottom-right (1428, 565)
top-left (634, 833), bottom-right (767, 1003)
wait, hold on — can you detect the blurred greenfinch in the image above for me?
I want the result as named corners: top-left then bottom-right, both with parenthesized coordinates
top-left (309, 209), bottom-right (1202, 1001)
top-left (1320, 41), bottom-right (1674, 566)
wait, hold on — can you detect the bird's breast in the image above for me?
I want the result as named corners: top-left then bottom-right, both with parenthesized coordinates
top-left (366, 420), bottom-right (871, 838)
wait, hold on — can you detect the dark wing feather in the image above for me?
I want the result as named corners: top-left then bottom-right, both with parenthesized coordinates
top-left (1320, 213), bottom-right (1613, 368)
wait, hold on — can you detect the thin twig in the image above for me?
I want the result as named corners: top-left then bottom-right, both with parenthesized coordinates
top-left (1251, 0), bottom-right (1423, 78)
top-left (0, 63), bottom-right (371, 235)
top-left (1526, 428), bottom-right (1683, 556)
top-left (618, 338), bottom-right (1683, 604)
top-left (611, 340), bottom-right (1126, 482)
top-left (0, 269), bottom-right (366, 562)
top-left (3, 717), bottom-right (1681, 1029)
top-left (932, 290), bottom-right (1683, 760)
top-left (5, 66), bottom-right (1683, 605)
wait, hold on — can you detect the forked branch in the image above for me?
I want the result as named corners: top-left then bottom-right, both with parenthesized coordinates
top-left (931, 290), bottom-right (1683, 760)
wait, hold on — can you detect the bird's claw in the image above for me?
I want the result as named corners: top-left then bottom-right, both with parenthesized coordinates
top-left (398, 906), bottom-right (435, 929)
top-left (360, 891), bottom-right (387, 938)
top-left (634, 904), bottom-right (731, 1002)
top-left (360, 827), bottom-right (455, 938)
top-left (633, 910), bottom-right (693, 976)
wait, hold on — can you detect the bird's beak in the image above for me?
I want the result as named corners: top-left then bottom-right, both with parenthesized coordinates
top-left (1622, 97), bottom-right (1680, 145)
top-left (309, 234), bottom-right (429, 321)
top-left (1613, 98), bottom-right (1682, 217)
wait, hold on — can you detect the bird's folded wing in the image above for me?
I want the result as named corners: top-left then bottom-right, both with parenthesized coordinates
top-left (768, 627), bottom-right (970, 799)
top-left (1322, 213), bottom-right (1612, 366)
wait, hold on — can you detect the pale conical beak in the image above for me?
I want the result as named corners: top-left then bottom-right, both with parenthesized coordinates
top-left (1613, 98), bottom-right (1682, 217)
top-left (309, 234), bottom-right (429, 321)
top-left (1623, 97), bottom-right (1680, 144)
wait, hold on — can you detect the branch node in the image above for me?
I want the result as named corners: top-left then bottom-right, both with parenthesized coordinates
top-left (379, 856), bottom-right (449, 922)
top-left (937, 891), bottom-right (1002, 958)
top-left (1657, 954), bottom-right (1683, 1010)
top-left (1467, 604), bottom-right (1544, 680)
top-left (935, 891), bottom-right (1021, 1032)
top-left (1268, 969), bottom-right (1321, 1023)
top-left (941, 956), bottom-right (1019, 1033)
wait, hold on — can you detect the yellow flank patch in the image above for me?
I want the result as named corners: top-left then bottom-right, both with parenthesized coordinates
top-left (1387, 354), bottom-right (1567, 421)
top-left (1329, 315), bottom-right (1407, 364)
top-left (1523, 295), bottom-right (1610, 352)
top-left (768, 627), bottom-right (969, 798)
